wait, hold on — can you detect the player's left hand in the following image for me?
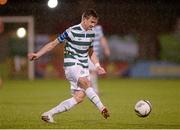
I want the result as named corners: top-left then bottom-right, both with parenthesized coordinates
top-left (28, 53), bottom-right (39, 61)
top-left (96, 66), bottom-right (106, 75)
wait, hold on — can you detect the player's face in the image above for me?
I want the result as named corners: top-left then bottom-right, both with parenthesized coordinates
top-left (83, 16), bottom-right (98, 30)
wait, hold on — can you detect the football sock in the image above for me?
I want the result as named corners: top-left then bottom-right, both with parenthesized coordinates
top-left (85, 87), bottom-right (104, 111)
top-left (48, 97), bottom-right (77, 115)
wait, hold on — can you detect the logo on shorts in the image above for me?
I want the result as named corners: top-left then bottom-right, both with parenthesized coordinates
top-left (80, 70), bottom-right (85, 75)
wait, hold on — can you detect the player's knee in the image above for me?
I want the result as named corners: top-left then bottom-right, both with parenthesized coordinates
top-left (75, 96), bottom-right (84, 103)
top-left (78, 77), bottom-right (91, 89)
top-left (74, 91), bottom-right (86, 103)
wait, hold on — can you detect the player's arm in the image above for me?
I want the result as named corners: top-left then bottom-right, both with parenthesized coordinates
top-left (28, 39), bottom-right (59, 61)
top-left (100, 36), bottom-right (110, 57)
top-left (28, 30), bottom-right (69, 61)
top-left (88, 47), bottom-right (106, 75)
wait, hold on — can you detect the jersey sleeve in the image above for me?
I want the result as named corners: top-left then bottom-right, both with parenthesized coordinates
top-left (57, 28), bottom-right (72, 43)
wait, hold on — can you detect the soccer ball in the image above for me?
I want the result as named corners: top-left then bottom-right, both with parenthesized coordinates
top-left (134, 100), bottom-right (152, 117)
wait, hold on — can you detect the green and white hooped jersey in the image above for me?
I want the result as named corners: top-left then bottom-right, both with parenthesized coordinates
top-left (57, 24), bottom-right (95, 68)
top-left (92, 25), bottom-right (104, 57)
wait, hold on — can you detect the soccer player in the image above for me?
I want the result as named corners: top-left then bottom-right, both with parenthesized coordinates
top-left (89, 25), bottom-right (110, 94)
top-left (28, 9), bottom-right (110, 123)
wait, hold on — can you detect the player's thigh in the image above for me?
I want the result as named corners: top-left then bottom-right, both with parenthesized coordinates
top-left (64, 66), bottom-right (89, 84)
top-left (78, 77), bottom-right (91, 89)
top-left (64, 65), bottom-right (90, 90)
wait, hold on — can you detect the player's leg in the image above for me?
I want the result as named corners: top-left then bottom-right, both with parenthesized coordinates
top-left (41, 97), bottom-right (77, 123)
top-left (41, 66), bottom-right (86, 123)
top-left (78, 76), bottom-right (110, 119)
top-left (41, 90), bottom-right (85, 123)
top-left (42, 91), bottom-right (85, 115)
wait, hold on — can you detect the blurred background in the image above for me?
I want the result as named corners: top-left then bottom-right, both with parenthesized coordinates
top-left (0, 0), bottom-right (180, 80)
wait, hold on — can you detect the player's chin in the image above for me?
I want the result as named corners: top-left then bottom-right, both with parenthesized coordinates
top-left (89, 27), bottom-right (93, 30)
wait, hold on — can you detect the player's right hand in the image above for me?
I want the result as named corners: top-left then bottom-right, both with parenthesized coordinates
top-left (96, 66), bottom-right (106, 75)
top-left (28, 53), bottom-right (38, 61)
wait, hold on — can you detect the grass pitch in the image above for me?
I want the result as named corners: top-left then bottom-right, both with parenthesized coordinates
top-left (0, 78), bottom-right (180, 129)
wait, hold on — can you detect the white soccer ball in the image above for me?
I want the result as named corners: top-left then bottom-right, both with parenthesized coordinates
top-left (134, 100), bottom-right (152, 117)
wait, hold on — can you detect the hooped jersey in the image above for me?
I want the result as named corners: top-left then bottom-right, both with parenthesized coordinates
top-left (57, 24), bottom-right (95, 68)
top-left (92, 25), bottom-right (104, 57)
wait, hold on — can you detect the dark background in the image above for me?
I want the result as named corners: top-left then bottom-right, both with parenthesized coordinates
top-left (0, 0), bottom-right (180, 60)
top-left (1, 0), bottom-right (179, 34)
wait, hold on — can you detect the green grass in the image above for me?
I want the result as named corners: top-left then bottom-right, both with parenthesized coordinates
top-left (0, 78), bottom-right (180, 129)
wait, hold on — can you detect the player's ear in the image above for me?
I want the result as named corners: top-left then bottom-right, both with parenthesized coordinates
top-left (82, 16), bottom-right (86, 21)
top-left (82, 17), bottom-right (88, 22)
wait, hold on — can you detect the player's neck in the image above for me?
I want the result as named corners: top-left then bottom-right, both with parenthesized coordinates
top-left (80, 22), bottom-right (88, 31)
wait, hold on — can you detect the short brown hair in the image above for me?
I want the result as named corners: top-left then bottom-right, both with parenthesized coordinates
top-left (82, 9), bottom-right (99, 19)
